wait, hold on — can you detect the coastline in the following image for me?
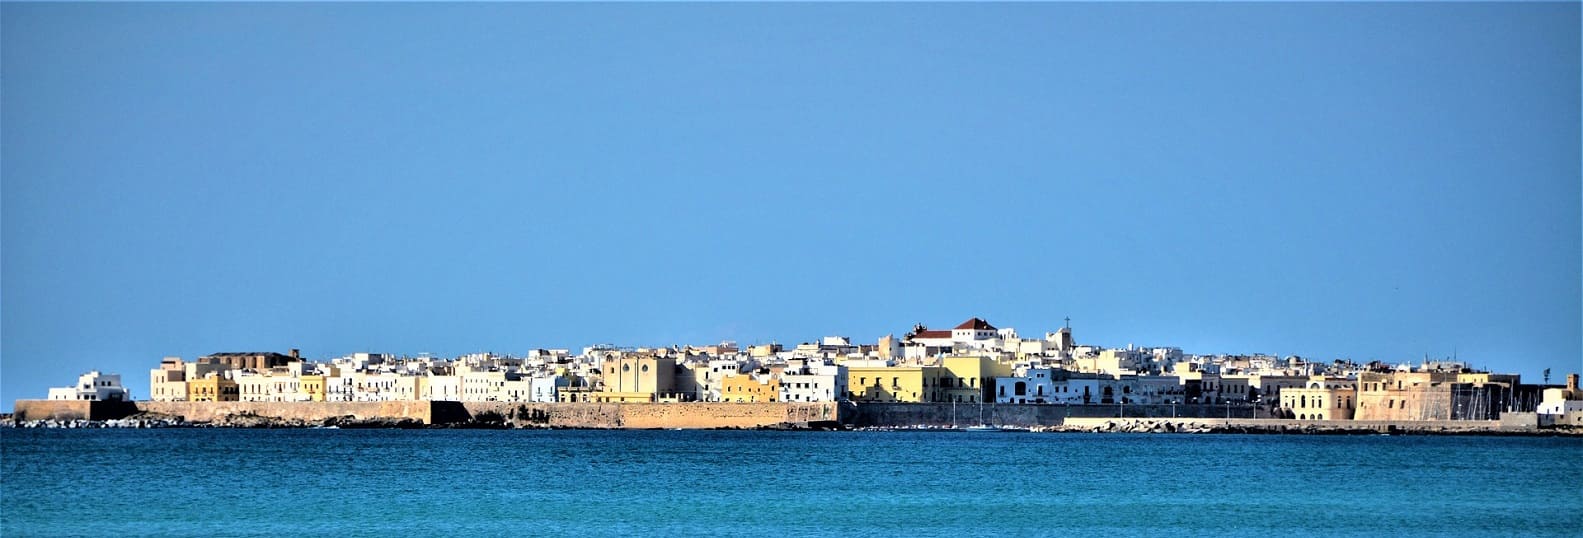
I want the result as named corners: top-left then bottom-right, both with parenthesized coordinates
top-left (5, 407), bottom-right (1579, 436)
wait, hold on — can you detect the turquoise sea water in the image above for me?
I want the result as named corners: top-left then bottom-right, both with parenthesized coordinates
top-left (3, 429), bottom-right (1580, 537)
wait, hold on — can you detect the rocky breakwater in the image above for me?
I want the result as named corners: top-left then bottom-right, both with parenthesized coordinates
top-left (6, 415), bottom-right (188, 429)
top-left (4, 411), bottom-right (423, 429)
top-left (1051, 418), bottom-right (1579, 435)
top-left (1053, 419), bottom-right (1220, 434)
top-left (1054, 418), bottom-right (1391, 434)
top-left (203, 412), bottom-right (424, 429)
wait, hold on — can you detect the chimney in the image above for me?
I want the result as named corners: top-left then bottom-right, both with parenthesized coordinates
top-left (290, 348), bottom-right (301, 360)
top-left (1568, 373), bottom-right (1578, 391)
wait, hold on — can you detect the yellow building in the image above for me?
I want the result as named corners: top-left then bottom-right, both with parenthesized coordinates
top-left (847, 366), bottom-right (941, 403)
top-left (593, 354), bottom-right (677, 403)
top-left (300, 375), bottom-right (326, 402)
top-left (187, 374), bottom-right (239, 402)
top-left (721, 374), bottom-right (781, 402)
top-left (939, 356), bottom-right (1011, 404)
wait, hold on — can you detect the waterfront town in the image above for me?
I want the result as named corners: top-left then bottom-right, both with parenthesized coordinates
top-left (27, 317), bottom-right (1583, 428)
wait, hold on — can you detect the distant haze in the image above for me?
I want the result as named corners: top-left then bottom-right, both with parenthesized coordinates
top-left (2, 3), bottom-right (1579, 407)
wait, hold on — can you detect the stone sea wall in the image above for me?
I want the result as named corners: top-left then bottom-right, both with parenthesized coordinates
top-left (11, 400), bottom-right (839, 429)
top-left (136, 401), bottom-right (435, 425)
top-left (11, 400), bottom-right (1556, 434)
top-left (12, 400), bottom-right (137, 422)
top-left (1056, 417), bottom-right (1546, 434)
top-left (847, 402), bottom-right (1258, 428)
top-left (454, 402), bottom-right (839, 429)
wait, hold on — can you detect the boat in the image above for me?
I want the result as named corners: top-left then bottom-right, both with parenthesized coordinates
top-left (965, 424), bottom-right (1002, 432)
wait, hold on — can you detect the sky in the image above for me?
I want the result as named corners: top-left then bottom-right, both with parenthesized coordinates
top-left (2, 3), bottom-right (1579, 407)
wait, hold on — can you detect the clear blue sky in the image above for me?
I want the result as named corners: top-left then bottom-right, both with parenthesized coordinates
top-left (3, 3), bottom-right (1579, 406)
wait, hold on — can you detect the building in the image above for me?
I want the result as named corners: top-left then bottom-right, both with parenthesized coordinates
top-left (187, 373), bottom-right (239, 402)
top-left (300, 374), bottom-right (327, 402)
top-left (1073, 349), bottom-right (1140, 376)
top-left (1278, 377), bottom-right (1357, 420)
top-left (780, 361), bottom-right (847, 403)
top-left (1243, 374), bottom-right (1310, 408)
top-left (459, 369), bottom-right (507, 402)
top-left (236, 374), bottom-right (275, 402)
top-left (199, 350), bottom-right (299, 371)
top-left (423, 375), bottom-right (461, 402)
top-left (903, 317), bottom-right (1001, 357)
top-left (593, 354), bottom-right (677, 403)
top-left (995, 367), bottom-right (1059, 404)
top-left (150, 358), bottom-right (190, 402)
top-left (1538, 374), bottom-right (1583, 426)
top-left (47, 371), bottom-right (129, 401)
top-left (940, 356), bottom-right (1010, 403)
top-left (951, 318), bottom-right (999, 342)
top-left (1355, 371), bottom-right (1456, 421)
top-left (847, 364), bottom-right (941, 403)
top-left (530, 376), bottom-right (569, 403)
top-left (722, 373), bottom-right (780, 403)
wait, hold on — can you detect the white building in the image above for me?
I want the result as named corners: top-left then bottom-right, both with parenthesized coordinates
top-left (780, 361), bottom-right (848, 402)
top-left (460, 369), bottom-right (508, 401)
top-left (423, 375), bottom-right (461, 402)
top-left (950, 318), bottom-right (998, 342)
top-left (47, 371), bottom-right (129, 401)
top-left (236, 374), bottom-right (274, 402)
top-left (324, 374), bottom-right (354, 402)
top-left (995, 368), bottom-right (1059, 404)
top-left (531, 376), bottom-right (569, 403)
top-left (1538, 375), bottom-right (1583, 426)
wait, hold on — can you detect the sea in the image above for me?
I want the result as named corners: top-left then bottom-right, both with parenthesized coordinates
top-left (2, 429), bottom-right (1580, 537)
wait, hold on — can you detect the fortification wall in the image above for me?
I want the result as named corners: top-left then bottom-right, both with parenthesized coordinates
top-left (14, 400), bottom-right (835, 428)
top-left (1356, 390), bottom-right (1453, 421)
top-left (1060, 417), bottom-right (1531, 434)
top-left (13, 400), bottom-right (138, 421)
top-left (135, 401), bottom-right (434, 424)
top-left (618, 402), bottom-right (836, 429)
top-left (849, 403), bottom-right (1257, 427)
top-left (457, 402), bottom-right (839, 429)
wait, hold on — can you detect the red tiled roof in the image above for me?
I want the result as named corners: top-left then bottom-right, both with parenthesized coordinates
top-left (911, 330), bottom-right (952, 340)
top-left (953, 317), bottom-right (997, 331)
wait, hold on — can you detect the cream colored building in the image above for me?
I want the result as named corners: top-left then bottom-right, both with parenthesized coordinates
top-left (502, 378), bottom-right (535, 402)
top-left (593, 354), bottom-right (677, 403)
top-left (1279, 376), bottom-right (1356, 420)
top-left (460, 369), bottom-right (508, 402)
top-left (1539, 374), bottom-right (1583, 426)
top-left (150, 357), bottom-right (190, 402)
top-left (237, 374), bottom-right (274, 402)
